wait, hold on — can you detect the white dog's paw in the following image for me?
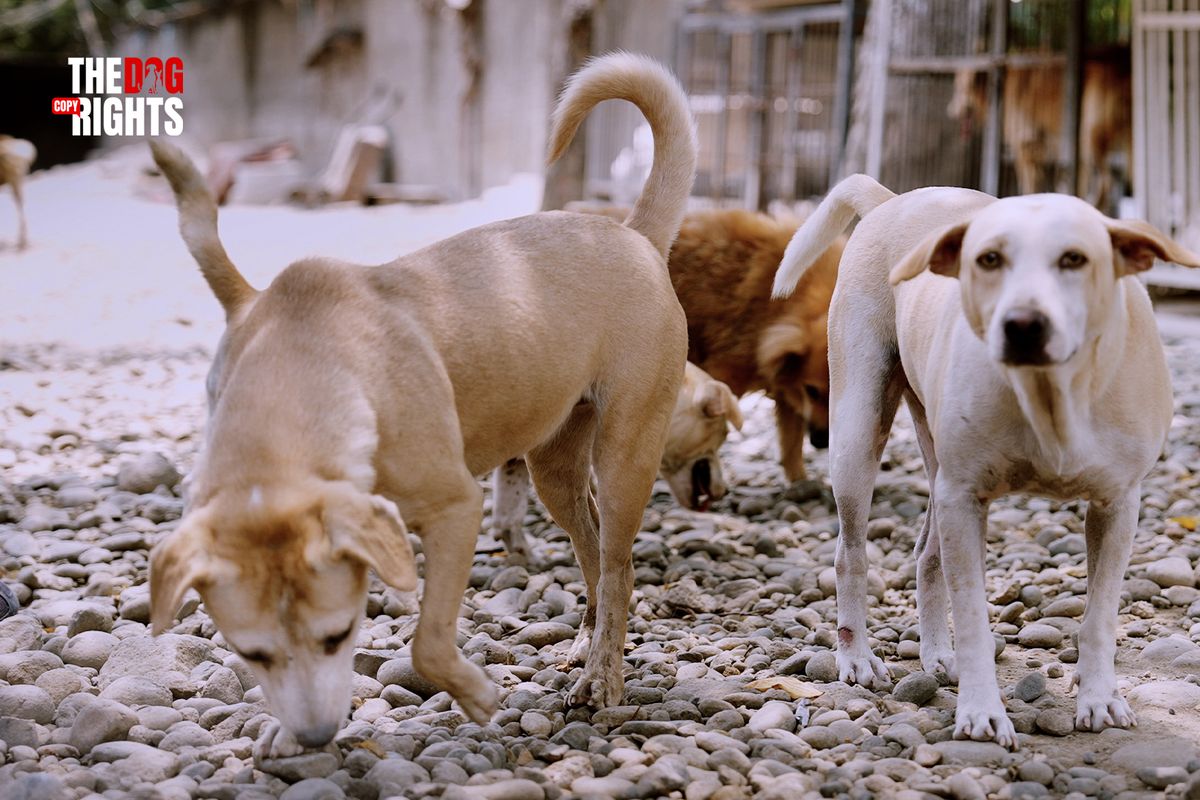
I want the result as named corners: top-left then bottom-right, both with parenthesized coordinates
top-left (253, 720), bottom-right (305, 761)
top-left (954, 701), bottom-right (1018, 750)
top-left (836, 647), bottom-right (891, 688)
top-left (1075, 692), bottom-right (1136, 732)
top-left (920, 645), bottom-right (957, 683)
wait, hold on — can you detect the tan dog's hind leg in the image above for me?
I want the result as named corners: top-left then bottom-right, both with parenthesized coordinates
top-left (408, 478), bottom-right (496, 723)
top-left (567, 392), bottom-right (676, 708)
top-left (1075, 490), bottom-right (1138, 732)
top-left (492, 459), bottom-right (533, 565)
top-left (907, 393), bottom-right (955, 680)
top-left (525, 406), bottom-right (601, 664)
top-left (830, 349), bottom-right (902, 688)
top-left (775, 401), bottom-right (809, 482)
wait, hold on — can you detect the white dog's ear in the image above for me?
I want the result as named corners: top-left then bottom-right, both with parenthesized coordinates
top-left (890, 222), bottom-right (970, 284)
top-left (323, 488), bottom-right (417, 592)
top-left (699, 379), bottom-right (744, 431)
top-left (1106, 218), bottom-right (1200, 276)
top-left (149, 511), bottom-right (213, 635)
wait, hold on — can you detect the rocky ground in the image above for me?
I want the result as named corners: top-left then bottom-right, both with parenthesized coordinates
top-left (1, 154), bottom-right (1200, 800)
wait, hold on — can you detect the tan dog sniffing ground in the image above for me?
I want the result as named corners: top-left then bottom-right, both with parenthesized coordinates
top-left (0, 135), bottom-right (36, 251)
top-left (147, 52), bottom-right (696, 756)
top-left (573, 204), bottom-right (845, 483)
top-left (493, 362), bottom-right (743, 563)
top-left (774, 175), bottom-right (1200, 748)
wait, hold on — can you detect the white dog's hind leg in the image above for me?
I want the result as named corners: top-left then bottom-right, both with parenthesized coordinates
top-left (492, 459), bottom-right (533, 565)
top-left (1075, 489), bottom-right (1139, 732)
top-left (907, 395), bottom-right (956, 681)
top-left (937, 483), bottom-right (1018, 749)
top-left (410, 481), bottom-right (498, 724)
top-left (829, 362), bottom-right (903, 688)
top-left (526, 407), bottom-right (601, 665)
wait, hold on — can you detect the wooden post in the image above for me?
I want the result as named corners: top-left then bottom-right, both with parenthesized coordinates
top-left (980, 0), bottom-right (1007, 196)
top-left (1063, 0), bottom-right (1085, 195)
top-left (541, 0), bottom-right (597, 211)
top-left (832, 0), bottom-right (860, 184)
top-left (864, 0), bottom-right (890, 181)
top-left (744, 28), bottom-right (768, 210)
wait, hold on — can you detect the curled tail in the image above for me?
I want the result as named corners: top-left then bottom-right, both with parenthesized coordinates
top-left (772, 174), bottom-right (895, 298)
top-left (149, 140), bottom-right (256, 317)
top-left (547, 52), bottom-right (697, 260)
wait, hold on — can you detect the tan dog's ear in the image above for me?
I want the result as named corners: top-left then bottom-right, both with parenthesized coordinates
top-left (324, 488), bottom-right (417, 592)
top-left (1106, 218), bottom-right (1200, 276)
top-left (890, 222), bottom-right (970, 284)
top-left (149, 512), bottom-right (213, 635)
top-left (698, 380), bottom-right (744, 431)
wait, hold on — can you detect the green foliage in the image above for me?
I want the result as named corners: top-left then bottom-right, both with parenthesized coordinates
top-left (0, 0), bottom-right (201, 58)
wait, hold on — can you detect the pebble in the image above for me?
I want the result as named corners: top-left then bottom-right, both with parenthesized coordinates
top-left (1017, 624), bottom-right (1064, 649)
top-left (1146, 557), bottom-right (1197, 589)
top-left (892, 671), bottom-right (939, 705)
top-left (1014, 672), bottom-right (1046, 702)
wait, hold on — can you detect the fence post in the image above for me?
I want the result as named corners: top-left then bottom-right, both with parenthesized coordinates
top-left (832, 0), bottom-right (860, 184)
top-left (981, 0), bottom-right (1007, 196)
top-left (1063, 0), bottom-right (1085, 196)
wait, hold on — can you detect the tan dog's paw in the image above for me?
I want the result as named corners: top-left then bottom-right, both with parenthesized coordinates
top-left (253, 720), bottom-right (306, 761)
top-left (566, 668), bottom-right (623, 709)
top-left (566, 629), bottom-right (592, 665)
top-left (1075, 692), bottom-right (1136, 732)
top-left (453, 667), bottom-right (499, 725)
top-left (954, 701), bottom-right (1019, 750)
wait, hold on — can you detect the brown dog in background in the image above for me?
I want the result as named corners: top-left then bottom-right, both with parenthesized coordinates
top-left (576, 204), bottom-right (844, 483)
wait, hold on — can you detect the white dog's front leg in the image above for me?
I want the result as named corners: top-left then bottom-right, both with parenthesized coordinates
top-left (937, 482), bottom-right (1017, 749)
top-left (1075, 489), bottom-right (1139, 732)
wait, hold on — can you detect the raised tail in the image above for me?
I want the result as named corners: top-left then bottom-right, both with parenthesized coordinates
top-left (772, 174), bottom-right (895, 298)
top-left (547, 52), bottom-right (697, 260)
top-left (149, 140), bottom-right (256, 318)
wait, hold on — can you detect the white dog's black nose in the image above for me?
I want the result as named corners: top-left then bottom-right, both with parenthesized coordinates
top-left (295, 722), bottom-right (338, 748)
top-left (1002, 308), bottom-right (1051, 365)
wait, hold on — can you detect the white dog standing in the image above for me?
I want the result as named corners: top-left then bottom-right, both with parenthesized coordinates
top-left (774, 175), bottom-right (1199, 748)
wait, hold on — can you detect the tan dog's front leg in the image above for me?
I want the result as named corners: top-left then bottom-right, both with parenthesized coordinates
top-left (937, 482), bottom-right (1017, 749)
top-left (1075, 489), bottom-right (1138, 732)
top-left (411, 486), bottom-right (498, 724)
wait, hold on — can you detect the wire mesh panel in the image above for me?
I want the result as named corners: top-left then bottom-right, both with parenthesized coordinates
top-left (868, 0), bottom-right (1131, 205)
top-left (677, 4), bottom-right (849, 209)
top-left (1134, 0), bottom-right (1200, 288)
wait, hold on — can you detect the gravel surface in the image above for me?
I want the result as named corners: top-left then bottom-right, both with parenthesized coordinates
top-left (2, 153), bottom-right (1200, 799)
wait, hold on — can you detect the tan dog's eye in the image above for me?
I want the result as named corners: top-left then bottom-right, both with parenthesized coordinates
top-left (805, 385), bottom-right (822, 401)
top-left (1059, 250), bottom-right (1087, 269)
top-left (322, 626), bottom-right (354, 655)
top-left (240, 650), bottom-right (275, 669)
top-left (976, 251), bottom-right (1003, 270)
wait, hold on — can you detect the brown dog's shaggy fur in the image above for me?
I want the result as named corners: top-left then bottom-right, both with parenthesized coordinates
top-left (575, 204), bottom-right (843, 482)
top-left (671, 210), bottom-right (843, 482)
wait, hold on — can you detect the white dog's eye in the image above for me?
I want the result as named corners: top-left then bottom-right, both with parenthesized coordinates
top-left (1058, 250), bottom-right (1087, 270)
top-left (976, 250), bottom-right (1003, 270)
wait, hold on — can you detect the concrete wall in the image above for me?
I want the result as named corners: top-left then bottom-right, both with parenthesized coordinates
top-left (115, 0), bottom-right (611, 201)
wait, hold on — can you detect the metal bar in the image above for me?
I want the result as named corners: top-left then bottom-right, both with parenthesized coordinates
top-left (1137, 11), bottom-right (1200, 28)
top-left (831, 0), bottom-right (858, 183)
top-left (887, 53), bottom-right (1066, 74)
top-left (679, 6), bottom-right (845, 33)
top-left (1132, 0), bottom-right (1148, 218)
top-left (779, 24), bottom-right (802, 202)
top-left (1175, 2), bottom-right (1188, 231)
top-left (1189, 0), bottom-right (1200, 220)
top-left (1062, 0), bottom-right (1085, 195)
top-left (865, 0), bottom-right (891, 180)
top-left (980, 0), bottom-right (1008, 196)
top-left (745, 28), bottom-right (768, 209)
top-left (714, 30), bottom-right (731, 203)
